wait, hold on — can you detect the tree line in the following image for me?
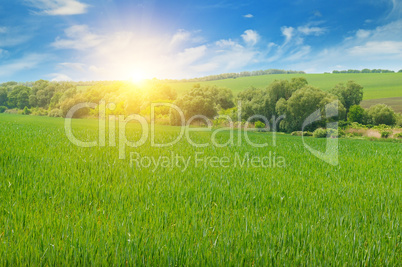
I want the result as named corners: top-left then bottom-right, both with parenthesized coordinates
top-left (163, 69), bottom-right (305, 83)
top-left (1, 78), bottom-right (400, 131)
top-left (332, 69), bottom-right (401, 74)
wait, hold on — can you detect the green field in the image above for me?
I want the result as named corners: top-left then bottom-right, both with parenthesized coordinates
top-left (1, 113), bottom-right (401, 265)
top-left (169, 73), bottom-right (402, 100)
top-left (361, 97), bottom-right (402, 113)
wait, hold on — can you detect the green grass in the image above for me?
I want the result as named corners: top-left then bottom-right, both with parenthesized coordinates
top-left (168, 73), bottom-right (402, 100)
top-left (0, 113), bottom-right (401, 265)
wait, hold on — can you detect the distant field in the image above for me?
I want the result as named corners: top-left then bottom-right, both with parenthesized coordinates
top-left (168, 73), bottom-right (402, 100)
top-left (361, 97), bottom-right (402, 113)
top-left (77, 73), bottom-right (402, 112)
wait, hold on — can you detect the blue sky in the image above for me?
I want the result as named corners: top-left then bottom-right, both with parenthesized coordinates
top-left (0, 0), bottom-right (402, 82)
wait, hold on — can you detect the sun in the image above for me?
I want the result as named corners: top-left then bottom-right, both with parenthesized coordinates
top-left (130, 73), bottom-right (144, 83)
top-left (129, 70), bottom-right (147, 84)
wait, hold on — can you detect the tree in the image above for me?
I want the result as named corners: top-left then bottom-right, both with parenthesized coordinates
top-left (0, 88), bottom-right (8, 107)
top-left (367, 104), bottom-right (396, 125)
top-left (170, 85), bottom-right (233, 125)
top-left (347, 105), bottom-right (365, 123)
top-left (17, 90), bottom-right (30, 109)
top-left (215, 87), bottom-right (235, 109)
top-left (237, 78), bottom-right (308, 122)
top-left (7, 85), bottom-right (30, 108)
top-left (329, 81), bottom-right (363, 113)
top-left (277, 86), bottom-right (346, 132)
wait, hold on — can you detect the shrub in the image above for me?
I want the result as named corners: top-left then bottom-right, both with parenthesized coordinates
top-left (31, 108), bottom-right (48, 116)
top-left (396, 113), bottom-right (402, 127)
top-left (4, 109), bottom-right (19, 114)
top-left (255, 121), bottom-right (265, 129)
top-left (254, 121), bottom-right (267, 132)
top-left (346, 132), bottom-right (363, 138)
top-left (22, 106), bottom-right (31, 115)
top-left (381, 131), bottom-right (392, 138)
top-left (313, 128), bottom-right (327, 138)
top-left (368, 104), bottom-right (396, 125)
top-left (349, 122), bottom-right (368, 130)
top-left (0, 106), bottom-right (7, 113)
top-left (394, 132), bottom-right (402, 138)
top-left (338, 120), bottom-right (351, 128)
top-left (48, 108), bottom-right (62, 117)
top-left (327, 128), bottom-right (341, 138)
top-left (291, 131), bottom-right (313, 136)
top-left (348, 105), bottom-right (365, 123)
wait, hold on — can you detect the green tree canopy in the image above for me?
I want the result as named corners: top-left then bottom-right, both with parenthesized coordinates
top-left (347, 105), bottom-right (365, 123)
top-left (367, 104), bottom-right (396, 125)
top-left (329, 81), bottom-right (363, 113)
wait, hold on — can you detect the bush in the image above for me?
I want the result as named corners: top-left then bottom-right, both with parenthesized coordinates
top-left (338, 120), bottom-right (351, 128)
top-left (346, 132), bottom-right (363, 138)
top-left (368, 104), bottom-right (396, 125)
top-left (381, 131), bottom-right (392, 138)
top-left (394, 132), bottom-right (402, 138)
top-left (4, 109), bottom-right (19, 114)
top-left (291, 131), bottom-right (313, 136)
top-left (396, 113), bottom-right (402, 127)
top-left (303, 131), bottom-right (313, 136)
top-left (48, 108), bottom-right (62, 117)
top-left (31, 108), bottom-right (48, 116)
top-left (347, 105), bottom-right (365, 123)
top-left (254, 121), bottom-right (265, 129)
top-left (327, 128), bottom-right (342, 138)
top-left (313, 128), bottom-right (327, 138)
top-left (22, 106), bottom-right (31, 115)
top-left (0, 106), bottom-right (7, 113)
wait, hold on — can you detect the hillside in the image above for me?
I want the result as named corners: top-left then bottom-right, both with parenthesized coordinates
top-left (168, 73), bottom-right (402, 100)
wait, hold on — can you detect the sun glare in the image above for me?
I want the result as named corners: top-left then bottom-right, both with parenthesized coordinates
top-left (130, 72), bottom-right (146, 84)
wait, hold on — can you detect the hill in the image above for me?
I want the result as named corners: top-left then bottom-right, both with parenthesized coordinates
top-left (168, 73), bottom-right (402, 100)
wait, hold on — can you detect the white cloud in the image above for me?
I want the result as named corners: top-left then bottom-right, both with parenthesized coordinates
top-left (51, 25), bottom-right (104, 50)
top-left (314, 11), bottom-right (322, 17)
top-left (50, 73), bottom-right (72, 81)
top-left (349, 41), bottom-right (402, 55)
top-left (389, 0), bottom-right (402, 17)
top-left (281, 26), bottom-right (294, 44)
top-left (284, 46), bottom-right (311, 61)
top-left (169, 29), bottom-right (205, 48)
top-left (356, 29), bottom-right (371, 39)
top-left (0, 49), bottom-right (7, 59)
top-left (25, 0), bottom-right (89, 15)
top-left (216, 39), bottom-right (242, 49)
top-left (170, 29), bottom-right (191, 47)
top-left (49, 24), bottom-right (266, 80)
top-left (58, 62), bottom-right (86, 72)
top-left (0, 54), bottom-right (47, 78)
top-left (287, 19), bottom-right (402, 73)
top-left (177, 45), bottom-right (207, 65)
top-left (243, 14), bottom-right (254, 18)
top-left (241, 30), bottom-right (259, 46)
top-left (0, 32), bottom-right (31, 47)
top-left (297, 26), bottom-right (326, 36)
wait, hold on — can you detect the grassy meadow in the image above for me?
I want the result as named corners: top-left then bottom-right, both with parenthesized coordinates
top-left (0, 113), bottom-right (401, 265)
top-left (168, 73), bottom-right (402, 100)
